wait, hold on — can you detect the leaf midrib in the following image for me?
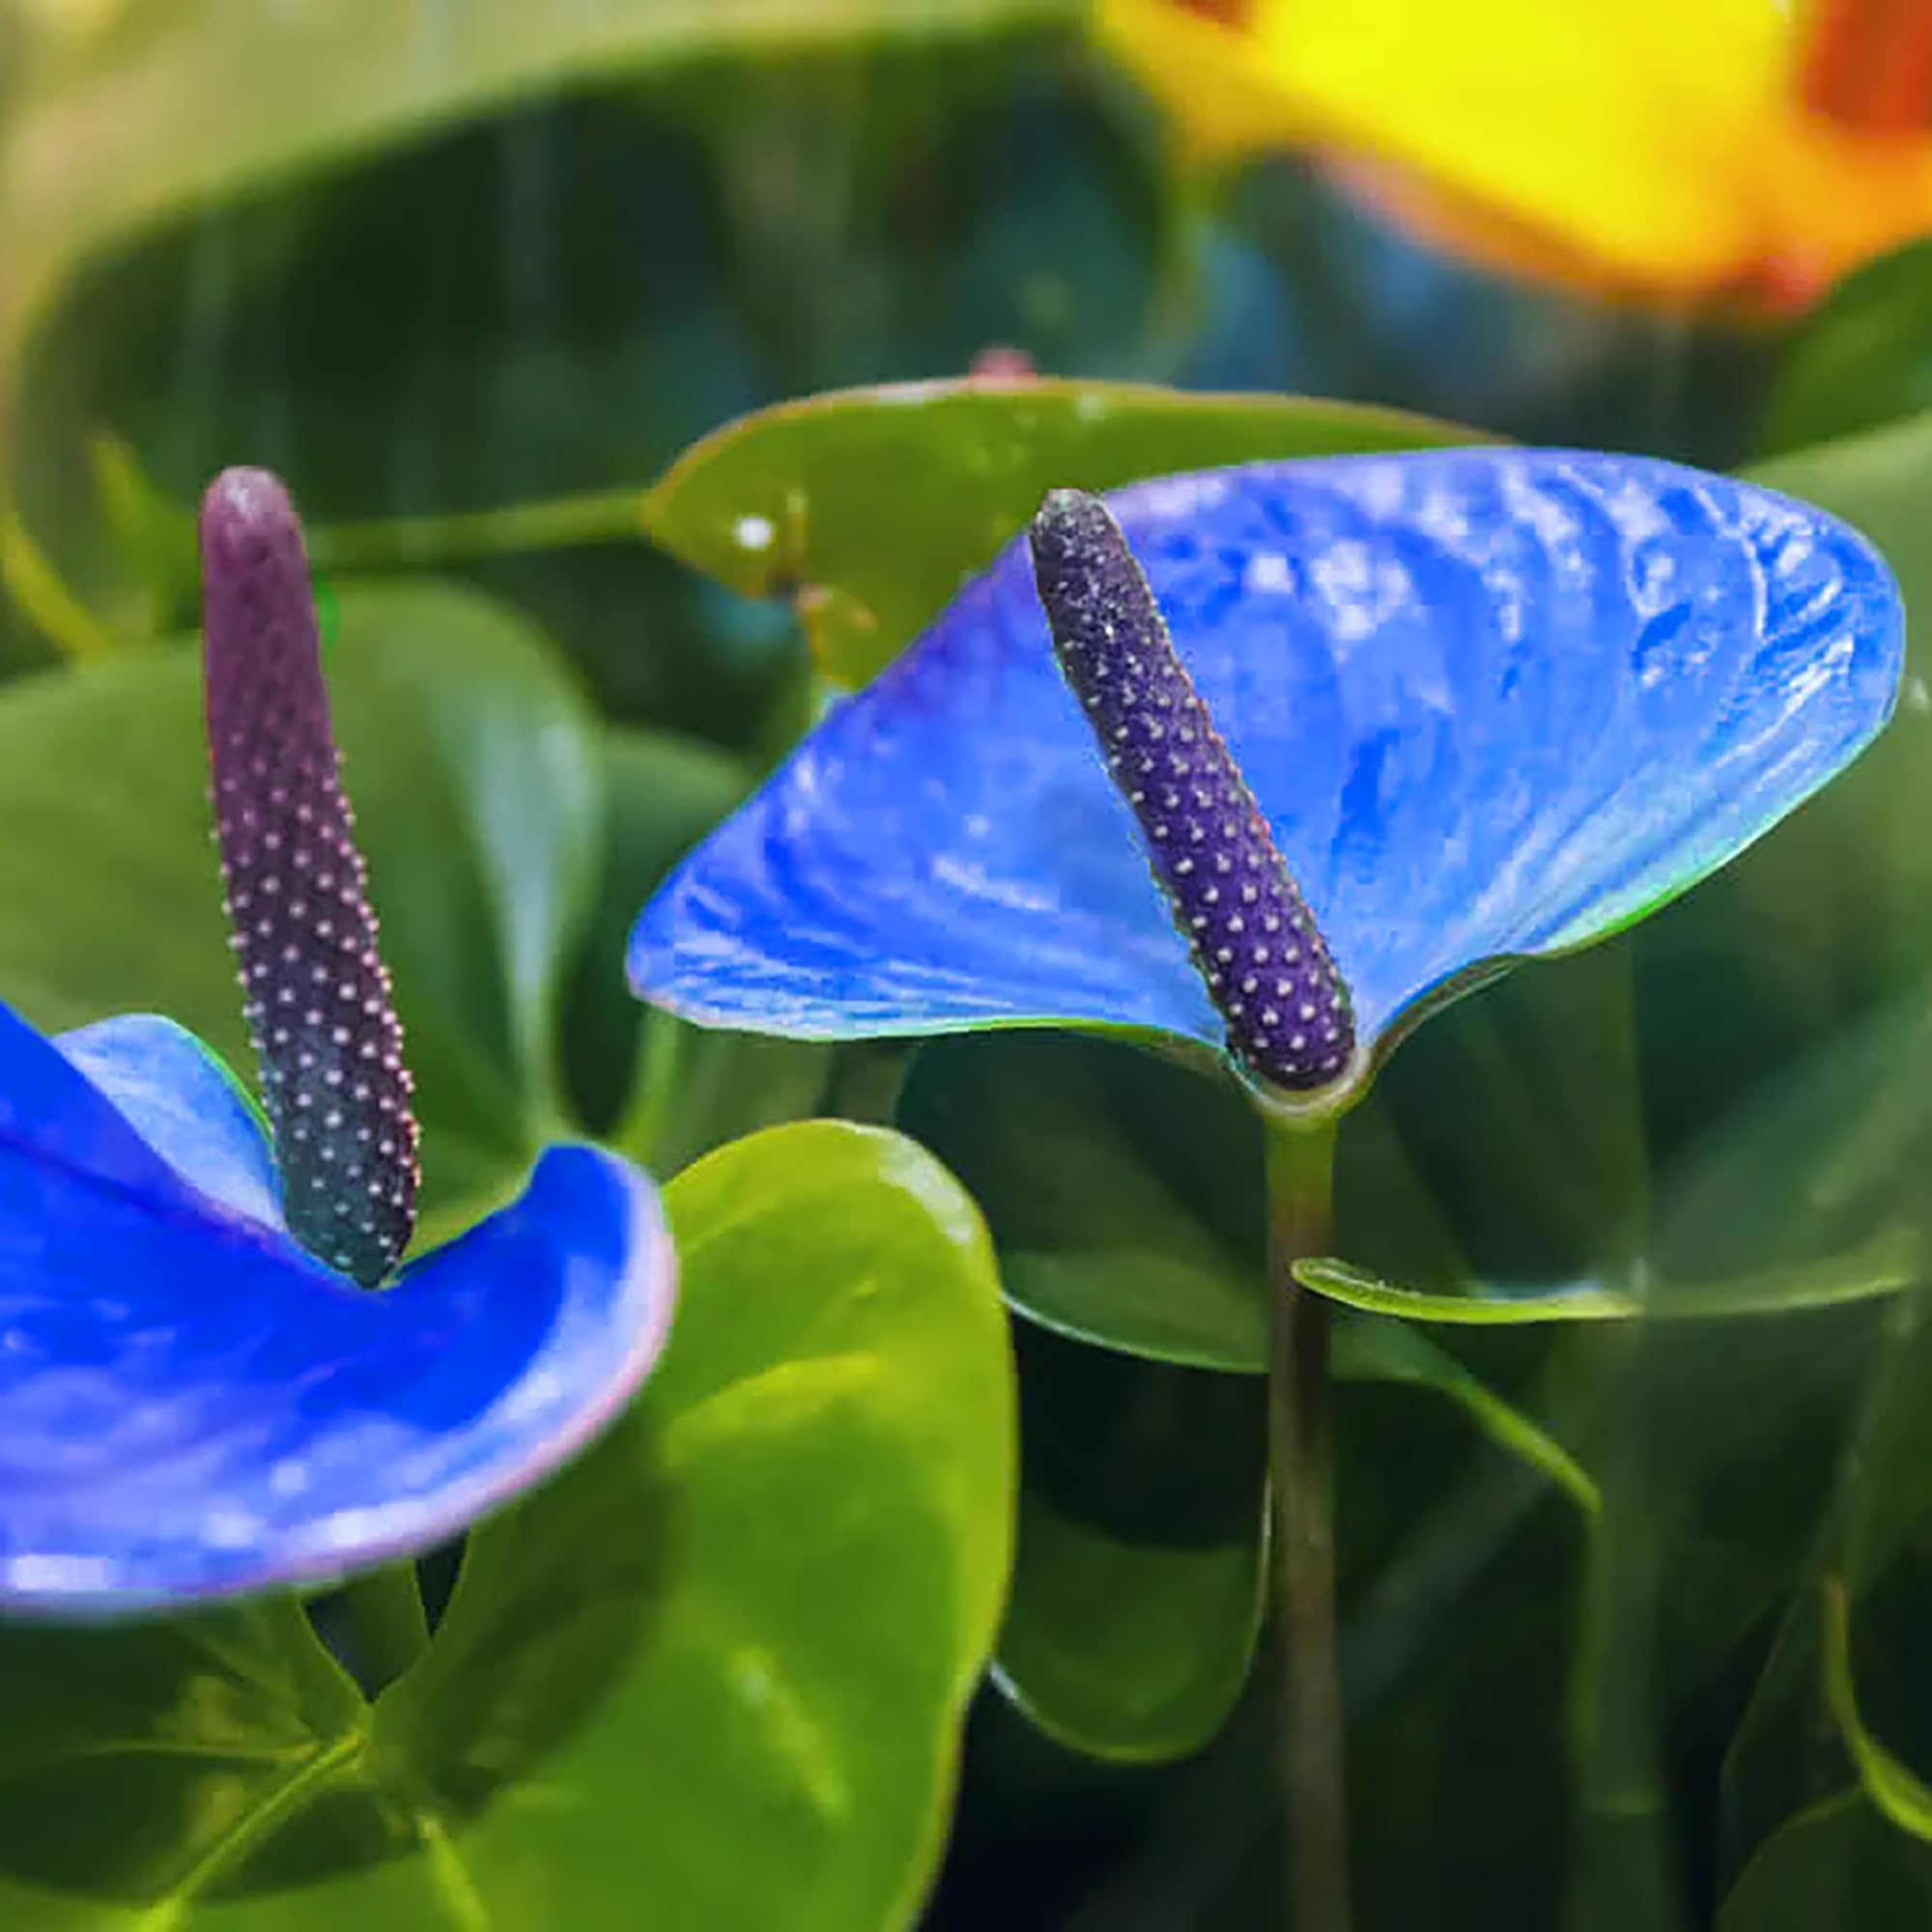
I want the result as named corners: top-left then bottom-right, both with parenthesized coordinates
top-left (135, 1721), bottom-right (368, 1930)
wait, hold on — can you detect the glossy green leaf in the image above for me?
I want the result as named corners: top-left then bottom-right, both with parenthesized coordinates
top-left (0, 580), bottom-right (600, 1219)
top-left (896, 1029), bottom-right (1266, 1372)
top-left (0, 1600), bottom-right (364, 1927)
top-left (639, 379), bottom-right (1479, 683)
top-left (360, 1121), bottom-right (1017, 1932)
top-left (1296, 1237), bottom-right (1920, 1326)
top-left (1719, 1795), bottom-right (1932, 1931)
top-left (0, 1121), bottom-right (1015, 1928)
top-left (994, 1490), bottom-right (1265, 1766)
top-left (993, 1332), bottom-right (1266, 1766)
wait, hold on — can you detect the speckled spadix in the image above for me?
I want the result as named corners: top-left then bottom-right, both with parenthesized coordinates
top-left (1029, 487), bottom-right (1353, 1092)
top-left (200, 468), bottom-right (417, 1286)
top-left (629, 449), bottom-right (1903, 1085)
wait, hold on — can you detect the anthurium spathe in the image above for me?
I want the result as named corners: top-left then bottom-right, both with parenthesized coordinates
top-left (0, 1008), bottom-right (671, 1612)
top-left (0, 469), bottom-right (676, 1615)
top-left (628, 448), bottom-right (1902, 1101)
top-left (1097, 0), bottom-right (1932, 311)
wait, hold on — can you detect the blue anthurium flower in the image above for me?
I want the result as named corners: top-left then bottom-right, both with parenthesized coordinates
top-left (0, 469), bottom-right (675, 1617)
top-left (630, 450), bottom-right (1903, 1099)
top-left (1, 1008), bottom-right (670, 1614)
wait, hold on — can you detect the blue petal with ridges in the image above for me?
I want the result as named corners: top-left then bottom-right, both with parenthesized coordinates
top-left (0, 1003), bottom-right (675, 1614)
top-left (57, 1013), bottom-right (283, 1231)
top-left (630, 451), bottom-right (1903, 1056)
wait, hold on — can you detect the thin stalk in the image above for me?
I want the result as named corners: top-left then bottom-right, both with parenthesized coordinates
top-left (339, 1562), bottom-right (431, 1697)
top-left (611, 1005), bottom-right (688, 1175)
top-left (306, 488), bottom-right (645, 573)
top-left (1264, 1112), bottom-right (1350, 1932)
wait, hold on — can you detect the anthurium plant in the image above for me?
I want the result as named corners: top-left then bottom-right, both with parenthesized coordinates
top-left (9, 11), bottom-right (1932, 1931)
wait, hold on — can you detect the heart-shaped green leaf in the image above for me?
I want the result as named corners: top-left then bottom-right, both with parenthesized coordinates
top-left (0, 581), bottom-right (600, 1223)
top-left (639, 380), bottom-right (1480, 684)
top-left (994, 1330), bottom-right (1267, 1765)
top-left (1719, 1795), bottom-right (1932, 1930)
top-left (896, 1029), bottom-right (1267, 1373)
top-left (901, 1028), bottom-right (1595, 1758)
top-left (996, 1487), bottom-right (1266, 1767)
top-left (0, 1120), bottom-right (1015, 1929)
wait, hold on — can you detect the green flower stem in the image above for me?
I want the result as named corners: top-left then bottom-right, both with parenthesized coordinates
top-left (307, 489), bottom-right (643, 573)
top-left (613, 1004), bottom-right (690, 1175)
top-left (339, 1561), bottom-right (431, 1696)
top-left (1263, 1111), bottom-right (1350, 1932)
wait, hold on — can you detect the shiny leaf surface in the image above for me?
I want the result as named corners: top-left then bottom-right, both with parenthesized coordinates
top-left (897, 1030), bottom-right (1264, 1371)
top-left (993, 1329), bottom-right (1266, 1766)
top-left (994, 1486), bottom-right (1266, 1765)
top-left (640, 380), bottom-right (1476, 684)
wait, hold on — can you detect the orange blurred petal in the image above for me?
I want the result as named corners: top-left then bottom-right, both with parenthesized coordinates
top-left (1098, 0), bottom-right (1932, 306)
top-left (1801, 0), bottom-right (1932, 136)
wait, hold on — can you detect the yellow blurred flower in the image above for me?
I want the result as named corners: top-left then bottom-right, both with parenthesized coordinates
top-left (1097, 0), bottom-right (1932, 311)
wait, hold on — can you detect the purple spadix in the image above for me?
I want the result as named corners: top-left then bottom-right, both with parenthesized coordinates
top-left (1027, 487), bottom-right (1354, 1092)
top-left (200, 468), bottom-right (420, 1284)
